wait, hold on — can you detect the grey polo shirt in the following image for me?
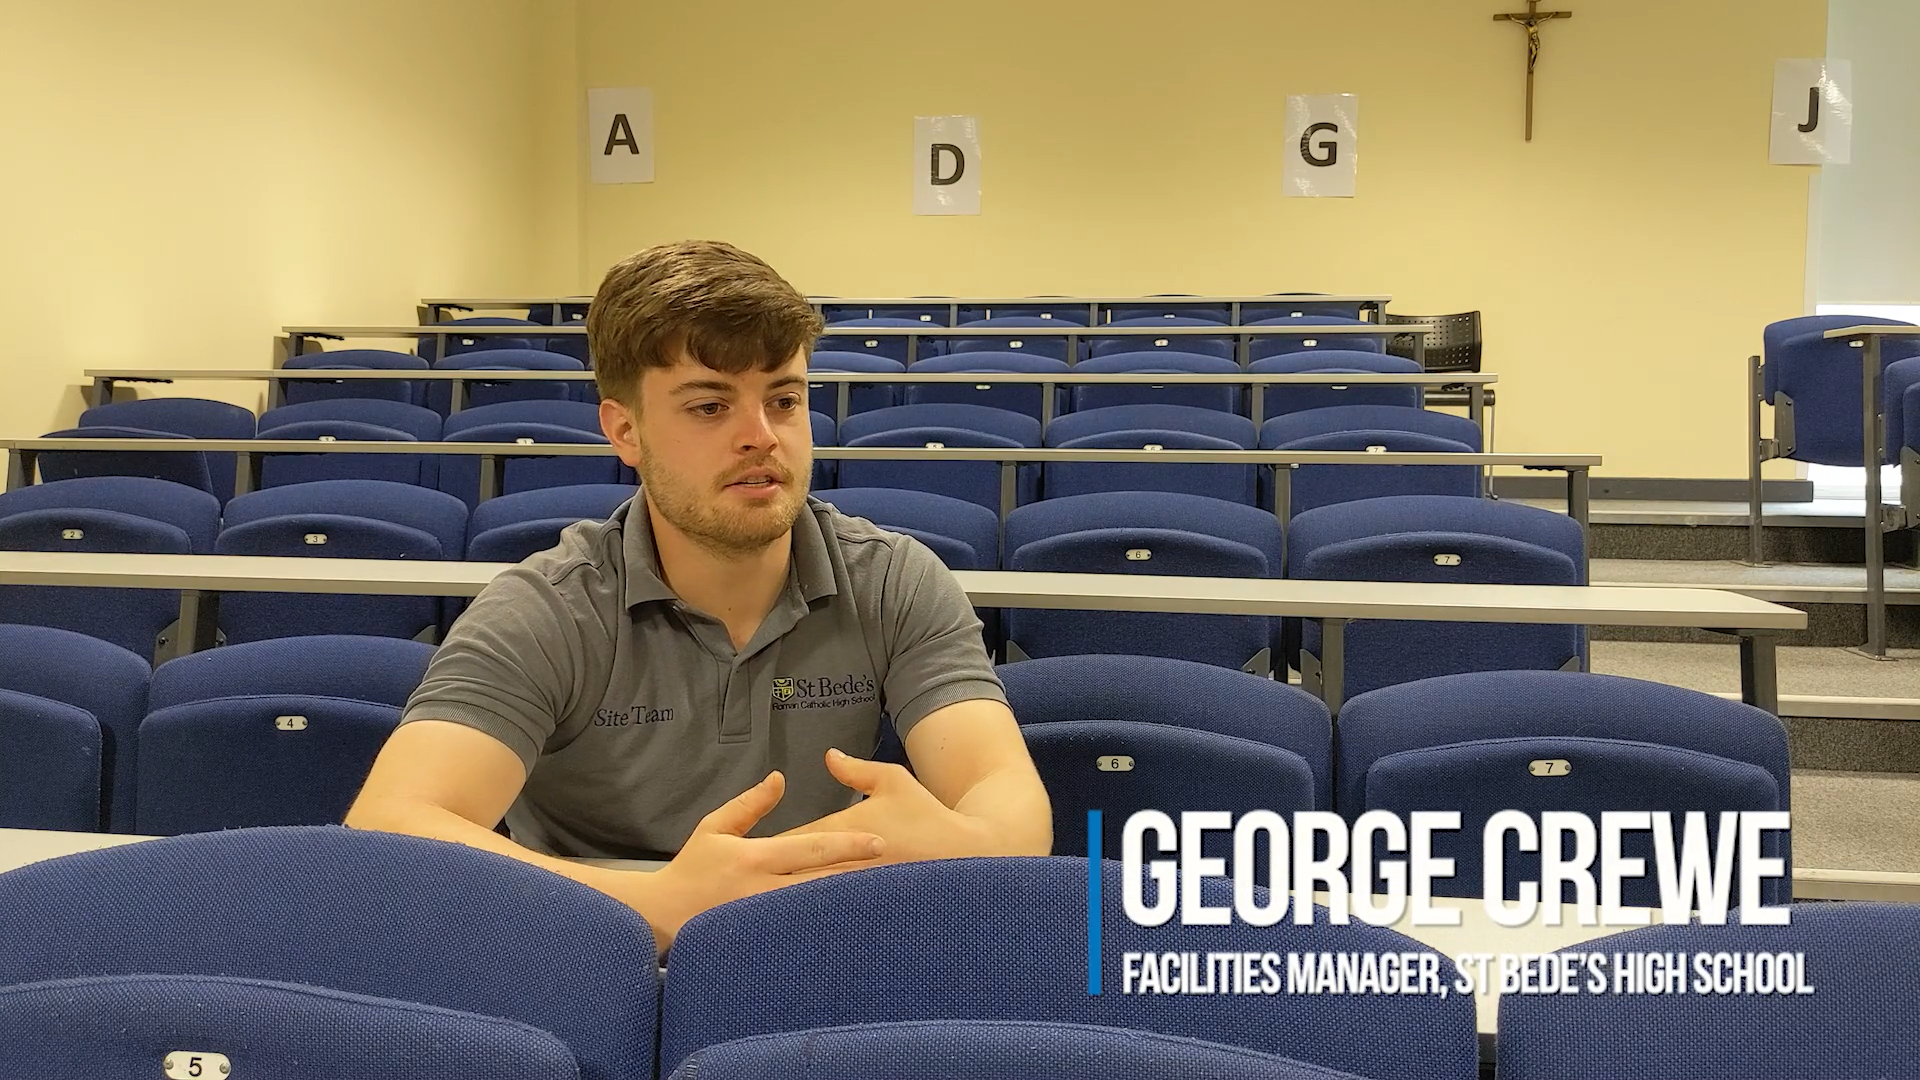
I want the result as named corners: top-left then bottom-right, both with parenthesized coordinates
top-left (399, 492), bottom-right (1006, 860)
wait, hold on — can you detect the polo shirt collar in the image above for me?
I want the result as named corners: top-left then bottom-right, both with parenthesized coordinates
top-left (621, 491), bottom-right (839, 610)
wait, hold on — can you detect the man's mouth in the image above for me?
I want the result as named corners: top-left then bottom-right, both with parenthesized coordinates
top-left (727, 468), bottom-right (786, 488)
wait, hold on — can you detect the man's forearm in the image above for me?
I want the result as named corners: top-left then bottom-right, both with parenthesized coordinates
top-left (345, 797), bottom-right (674, 938)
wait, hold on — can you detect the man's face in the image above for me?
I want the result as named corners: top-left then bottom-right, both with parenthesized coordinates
top-left (602, 349), bottom-right (814, 556)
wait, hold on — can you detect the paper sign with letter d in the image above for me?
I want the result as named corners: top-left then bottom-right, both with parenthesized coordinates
top-left (914, 116), bottom-right (981, 215)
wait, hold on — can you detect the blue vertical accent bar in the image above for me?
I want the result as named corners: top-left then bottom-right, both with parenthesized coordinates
top-left (1087, 809), bottom-right (1103, 995)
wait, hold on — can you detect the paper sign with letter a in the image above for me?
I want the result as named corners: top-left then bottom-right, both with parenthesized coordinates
top-left (1284, 94), bottom-right (1358, 198)
top-left (914, 116), bottom-right (981, 215)
top-left (588, 87), bottom-right (654, 184)
top-left (1771, 60), bottom-right (1852, 165)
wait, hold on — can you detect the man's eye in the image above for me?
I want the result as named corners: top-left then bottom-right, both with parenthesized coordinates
top-left (773, 395), bottom-right (801, 411)
top-left (691, 403), bottom-right (724, 417)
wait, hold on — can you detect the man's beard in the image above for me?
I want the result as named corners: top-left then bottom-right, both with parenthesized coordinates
top-left (637, 443), bottom-right (809, 558)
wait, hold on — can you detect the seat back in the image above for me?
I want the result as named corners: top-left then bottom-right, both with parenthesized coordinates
top-left (0, 974), bottom-right (581, 1080)
top-left (1088, 318), bottom-right (1235, 360)
top-left (224, 480), bottom-right (468, 554)
top-left (468, 518), bottom-right (588, 562)
top-left (0, 476), bottom-right (219, 552)
top-left (218, 481), bottom-right (466, 642)
top-left (1103, 302), bottom-right (1231, 323)
top-left (668, 1022), bottom-right (1372, 1080)
top-left (817, 318), bottom-right (944, 363)
top-left (904, 352), bottom-right (1070, 419)
top-left (809, 352), bottom-right (905, 414)
top-left (840, 430), bottom-right (1036, 512)
top-left (837, 403), bottom-right (1040, 445)
top-left (838, 406), bottom-right (1041, 512)
top-left (1007, 528), bottom-right (1271, 670)
top-left (0, 688), bottom-right (101, 831)
top-left (956, 302), bottom-right (1091, 325)
top-left (429, 349), bottom-right (585, 412)
top-left (0, 626), bottom-right (148, 832)
top-left (1247, 316), bottom-right (1390, 360)
top-left (1886, 357), bottom-right (1920, 460)
top-left (1260, 404), bottom-right (1484, 451)
top-left (255, 420), bottom-right (429, 488)
top-left (1774, 319), bottom-right (1920, 464)
top-left (1336, 671), bottom-right (1791, 906)
top-left (1382, 311), bottom-right (1481, 374)
top-left (1250, 352), bottom-right (1423, 415)
top-left (0, 505), bottom-right (198, 662)
top-left (949, 317), bottom-right (1073, 361)
top-left (1000, 654), bottom-right (1331, 860)
top-left (1005, 491), bottom-right (1284, 573)
top-left (1265, 430), bottom-right (1481, 517)
top-left (439, 425), bottom-right (621, 508)
top-left (0, 826), bottom-right (657, 1080)
top-left (214, 518), bottom-right (446, 642)
top-left (660, 857), bottom-right (1476, 1080)
top-left (260, 399), bottom-right (443, 441)
top-left (814, 488), bottom-right (1000, 569)
top-left (282, 349), bottom-right (430, 406)
top-left (811, 409), bottom-right (836, 489)
top-left (468, 483), bottom-right (633, 538)
top-left (1047, 430), bottom-right (1256, 504)
top-left (821, 304), bottom-right (951, 326)
top-left (1498, 903), bottom-right (1920, 1080)
top-left (1288, 494), bottom-right (1584, 577)
top-left (1295, 532), bottom-right (1582, 697)
top-left (1071, 353), bottom-right (1244, 413)
top-left (37, 427), bottom-right (215, 497)
top-left (416, 317), bottom-right (540, 363)
top-left (1760, 313), bottom-right (1908, 402)
top-left (1045, 404), bottom-right (1256, 447)
top-left (1243, 296), bottom-right (1369, 322)
top-left (79, 398), bottom-right (255, 500)
top-left (136, 635), bottom-right (433, 834)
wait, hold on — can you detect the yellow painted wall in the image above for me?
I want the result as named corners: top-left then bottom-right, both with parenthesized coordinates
top-left (0, 0), bottom-right (567, 432)
top-left (573, 0), bottom-right (1827, 478)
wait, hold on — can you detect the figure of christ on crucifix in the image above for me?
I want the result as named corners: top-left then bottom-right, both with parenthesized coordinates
top-left (1494, 0), bottom-right (1573, 141)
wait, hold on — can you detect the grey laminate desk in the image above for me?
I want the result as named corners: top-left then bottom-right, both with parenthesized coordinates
top-left (281, 324), bottom-right (586, 362)
top-left (421, 294), bottom-right (1396, 325)
top-left (1, 436), bottom-right (1594, 526)
top-left (0, 554), bottom-right (1802, 713)
top-left (812, 322), bottom-right (1428, 366)
top-left (82, 366), bottom-right (1493, 427)
top-left (84, 367), bottom-right (594, 411)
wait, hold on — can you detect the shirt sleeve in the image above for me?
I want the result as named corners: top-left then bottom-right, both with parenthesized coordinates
top-left (400, 566), bottom-right (588, 771)
top-left (878, 534), bottom-right (1007, 740)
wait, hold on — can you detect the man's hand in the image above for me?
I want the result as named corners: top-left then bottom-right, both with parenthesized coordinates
top-left (643, 770), bottom-right (886, 951)
top-left (786, 748), bottom-right (1000, 863)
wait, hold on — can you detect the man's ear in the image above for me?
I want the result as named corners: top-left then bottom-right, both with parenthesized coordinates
top-left (600, 395), bottom-right (643, 470)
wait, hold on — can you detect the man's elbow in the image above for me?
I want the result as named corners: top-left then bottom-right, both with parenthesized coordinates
top-left (342, 791), bottom-right (417, 834)
top-left (1003, 778), bottom-right (1054, 856)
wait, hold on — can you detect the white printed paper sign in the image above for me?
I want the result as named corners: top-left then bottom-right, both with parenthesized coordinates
top-left (913, 116), bottom-right (981, 215)
top-left (588, 87), bottom-right (655, 184)
top-left (1770, 60), bottom-right (1852, 166)
top-left (1284, 95), bottom-right (1358, 198)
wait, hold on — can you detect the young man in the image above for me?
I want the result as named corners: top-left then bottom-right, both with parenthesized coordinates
top-left (345, 240), bottom-right (1051, 949)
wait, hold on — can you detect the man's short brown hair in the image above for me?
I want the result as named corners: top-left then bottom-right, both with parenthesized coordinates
top-left (586, 240), bottom-right (823, 404)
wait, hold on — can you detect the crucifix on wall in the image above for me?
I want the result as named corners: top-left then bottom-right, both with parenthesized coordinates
top-left (1494, 0), bottom-right (1573, 141)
